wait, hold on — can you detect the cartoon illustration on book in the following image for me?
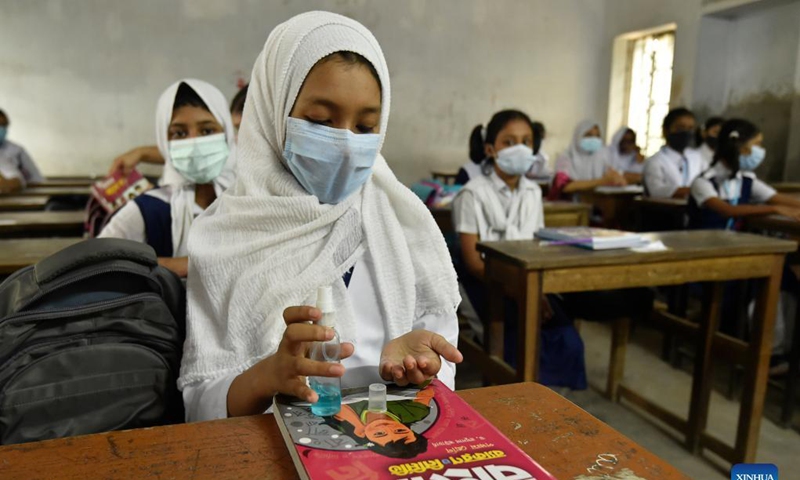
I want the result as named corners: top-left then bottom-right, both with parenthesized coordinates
top-left (276, 385), bottom-right (438, 458)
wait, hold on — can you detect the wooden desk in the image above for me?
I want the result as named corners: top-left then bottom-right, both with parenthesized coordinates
top-left (477, 230), bottom-right (795, 465)
top-left (771, 182), bottom-right (800, 193)
top-left (0, 383), bottom-right (687, 480)
top-left (29, 178), bottom-right (95, 188)
top-left (0, 238), bottom-right (84, 275)
top-left (633, 196), bottom-right (688, 232)
top-left (0, 211), bottom-right (85, 237)
top-left (16, 186), bottom-right (90, 197)
top-left (431, 201), bottom-right (590, 235)
top-left (579, 188), bottom-right (642, 229)
top-left (0, 195), bottom-right (49, 212)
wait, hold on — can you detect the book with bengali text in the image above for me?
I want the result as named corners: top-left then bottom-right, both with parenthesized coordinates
top-left (535, 227), bottom-right (648, 250)
top-left (273, 380), bottom-right (556, 480)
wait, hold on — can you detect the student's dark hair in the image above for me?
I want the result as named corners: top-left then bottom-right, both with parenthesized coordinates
top-left (173, 82), bottom-right (210, 112)
top-left (230, 83), bottom-right (248, 115)
top-left (662, 107), bottom-right (695, 132)
top-left (319, 51), bottom-right (381, 90)
top-left (532, 121), bottom-right (546, 154)
top-left (469, 110), bottom-right (536, 167)
top-left (713, 118), bottom-right (760, 175)
top-left (367, 433), bottom-right (428, 459)
top-left (0, 109), bottom-right (7, 123)
top-left (696, 116), bottom-right (725, 145)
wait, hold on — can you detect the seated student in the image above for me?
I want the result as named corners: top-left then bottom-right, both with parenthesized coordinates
top-left (0, 109), bottom-right (44, 193)
top-left (608, 126), bottom-right (645, 184)
top-left (695, 116), bottom-right (724, 170)
top-left (551, 120), bottom-right (626, 197)
top-left (178, 12), bottom-right (462, 421)
top-left (109, 83), bottom-right (248, 176)
top-left (453, 109), bottom-right (586, 390)
top-left (643, 108), bottom-right (704, 199)
top-left (99, 79), bottom-right (236, 278)
top-left (689, 118), bottom-right (800, 227)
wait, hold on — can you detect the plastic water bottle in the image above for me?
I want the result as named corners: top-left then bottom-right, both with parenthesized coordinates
top-left (309, 286), bottom-right (342, 416)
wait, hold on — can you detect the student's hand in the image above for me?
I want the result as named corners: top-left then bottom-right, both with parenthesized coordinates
top-left (110, 148), bottom-right (144, 176)
top-left (158, 257), bottom-right (189, 278)
top-left (227, 306), bottom-right (355, 417)
top-left (602, 169), bottom-right (627, 187)
top-left (774, 206), bottom-right (800, 222)
top-left (379, 330), bottom-right (463, 387)
top-left (635, 147), bottom-right (645, 163)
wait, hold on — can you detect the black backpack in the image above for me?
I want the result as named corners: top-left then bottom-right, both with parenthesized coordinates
top-left (0, 238), bottom-right (185, 444)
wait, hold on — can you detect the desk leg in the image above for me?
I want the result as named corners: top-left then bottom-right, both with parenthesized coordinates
top-left (607, 316), bottom-right (631, 402)
top-left (485, 259), bottom-right (506, 374)
top-left (781, 299), bottom-right (800, 427)
top-left (686, 282), bottom-right (724, 453)
top-left (736, 256), bottom-right (783, 463)
top-left (518, 271), bottom-right (542, 383)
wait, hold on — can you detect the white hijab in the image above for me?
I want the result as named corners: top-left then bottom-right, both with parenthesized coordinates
top-left (608, 126), bottom-right (642, 174)
top-left (178, 12), bottom-right (460, 388)
top-left (555, 120), bottom-right (611, 181)
top-left (154, 79), bottom-right (236, 256)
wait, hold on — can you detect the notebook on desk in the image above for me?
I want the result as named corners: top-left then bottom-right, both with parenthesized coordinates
top-left (536, 227), bottom-right (649, 250)
top-left (594, 185), bottom-right (644, 194)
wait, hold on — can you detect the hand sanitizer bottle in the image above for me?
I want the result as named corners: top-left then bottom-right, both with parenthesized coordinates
top-left (309, 286), bottom-right (342, 416)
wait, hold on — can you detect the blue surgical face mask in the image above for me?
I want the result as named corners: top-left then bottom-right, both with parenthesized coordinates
top-left (282, 117), bottom-right (381, 204)
top-left (579, 136), bottom-right (603, 154)
top-left (0, 127), bottom-right (7, 144)
top-left (169, 132), bottom-right (230, 184)
top-left (495, 144), bottom-right (536, 176)
top-left (739, 145), bottom-right (766, 171)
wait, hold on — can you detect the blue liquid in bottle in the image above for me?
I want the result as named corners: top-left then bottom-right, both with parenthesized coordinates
top-left (310, 378), bottom-right (342, 416)
top-left (309, 286), bottom-right (342, 416)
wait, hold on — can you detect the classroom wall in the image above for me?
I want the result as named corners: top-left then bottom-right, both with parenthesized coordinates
top-left (692, 1), bottom-right (800, 181)
top-left (0, 0), bottom-right (608, 184)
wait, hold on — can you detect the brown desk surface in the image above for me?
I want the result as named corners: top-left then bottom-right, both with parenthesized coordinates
top-left (478, 230), bottom-right (796, 270)
top-left (16, 186), bottom-right (90, 197)
top-left (28, 178), bottom-right (95, 188)
top-left (771, 182), bottom-right (800, 193)
top-left (0, 238), bottom-right (84, 274)
top-left (0, 383), bottom-right (687, 480)
top-left (0, 195), bottom-right (49, 212)
top-left (748, 214), bottom-right (800, 237)
top-left (0, 211), bottom-right (85, 235)
top-left (634, 197), bottom-right (688, 208)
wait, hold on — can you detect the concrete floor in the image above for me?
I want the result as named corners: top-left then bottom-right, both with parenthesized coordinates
top-left (455, 321), bottom-right (800, 479)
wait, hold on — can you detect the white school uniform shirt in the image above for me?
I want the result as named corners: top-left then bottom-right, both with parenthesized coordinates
top-left (696, 144), bottom-right (714, 171)
top-left (0, 140), bottom-right (44, 187)
top-left (181, 246), bottom-right (459, 422)
top-left (690, 162), bottom-right (776, 207)
top-left (453, 169), bottom-right (544, 241)
top-left (98, 187), bottom-right (203, 253)
top-left (643, 146), bottom-right (705, 198)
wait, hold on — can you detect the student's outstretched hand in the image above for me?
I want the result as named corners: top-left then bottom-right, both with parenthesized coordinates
top-left (226, 306), bottom-right (354, 417)
top-left (774, 206), bottom-right (800, 222)
top-left (602, 168), bottom-right (627, 187)
top-left (109, 146), bottom-right (164, 176)
top-left (379, 330), bottom-right (463, 387)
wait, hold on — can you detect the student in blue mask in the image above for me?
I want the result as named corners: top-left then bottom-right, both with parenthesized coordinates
top-left (0, 109), bottom-right (44, 194)
top-left (178, 12), bottom-right (462, 422)
top-left (643, 108), bottom-right (705, 199)
top-left (99, 80), bottom-right (236, 277)
top-left (689, 118), bottom-right (800, 229)
top-left (452, 109), bottom-right (586, 390)
top-left (551, 120), bottom-right (626, 198)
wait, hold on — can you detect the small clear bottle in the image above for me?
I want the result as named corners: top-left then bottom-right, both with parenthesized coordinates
top-left (309, 286), bottom-right (342, 416)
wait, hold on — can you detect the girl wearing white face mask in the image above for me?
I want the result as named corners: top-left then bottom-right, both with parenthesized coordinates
top-left (551, 121), bottom-right (626, 198)
top-left (452, 109), bottom-right (586, 390)
top-left (179, 12), bottom-right (463, 422)
top-left (689, 118), bottom-right (800, 229)
top-left (99, 80), bottom-right (236, 278)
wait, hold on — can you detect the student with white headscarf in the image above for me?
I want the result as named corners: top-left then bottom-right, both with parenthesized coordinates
top-left (608, 126), bottom-right (645, 183)
top-left (99, 79), bottom-right (236, 277)
top-left (179, 11), bottom-right (462, 422)
top-left (552, 120), bottom-right (625, 197)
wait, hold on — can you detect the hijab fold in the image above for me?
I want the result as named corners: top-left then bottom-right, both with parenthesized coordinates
top-left (555, 120), bottom-right (611, 181)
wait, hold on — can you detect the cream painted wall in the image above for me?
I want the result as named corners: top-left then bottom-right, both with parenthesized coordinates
top-left (0, 0), bottom-right (608, 184)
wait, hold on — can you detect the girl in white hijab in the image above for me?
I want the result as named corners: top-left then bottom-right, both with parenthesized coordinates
top-left (552, 120), bottom-right (625, 196)
top-left (608, 126), bottom-right (645, 183)
top-left (100, 79), bottom-right (235, 277)
top-left (179, 11), bottom-right (462, 422)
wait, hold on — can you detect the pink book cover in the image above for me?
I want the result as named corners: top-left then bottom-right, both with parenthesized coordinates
top-left (273, 380), bottom-right (557, 480)
top-left (91, 170), bottom-right (152, 213)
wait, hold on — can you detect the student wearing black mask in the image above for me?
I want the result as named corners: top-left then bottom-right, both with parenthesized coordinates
top-left (643, 107), bottom-right (704, 199)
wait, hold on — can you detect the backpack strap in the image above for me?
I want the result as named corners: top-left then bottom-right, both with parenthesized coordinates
top-left (740, 176), bottom-right (754, 205)
top-left (134, 194), bottom-right (173, 258)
